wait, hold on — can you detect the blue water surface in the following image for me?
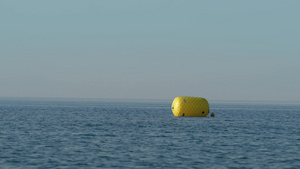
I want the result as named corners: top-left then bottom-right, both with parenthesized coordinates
top-left (0, 98), bottom-right (299, 169)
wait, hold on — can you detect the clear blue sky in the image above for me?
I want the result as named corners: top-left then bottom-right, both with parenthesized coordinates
top-left (1, 0), bottom-right (299, 102)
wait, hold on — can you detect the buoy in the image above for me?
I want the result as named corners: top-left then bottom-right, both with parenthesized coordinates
top-left (171, 96), bottom-right (209, 117)
top-left (211, 112), bottom-right (215, 117)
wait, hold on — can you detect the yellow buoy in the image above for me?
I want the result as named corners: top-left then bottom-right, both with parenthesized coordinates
top-left (171, 96), bottom-right (209, 117)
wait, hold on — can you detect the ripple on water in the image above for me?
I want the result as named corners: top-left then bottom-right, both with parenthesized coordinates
top-left (0, 99), bottom-right (300, 168)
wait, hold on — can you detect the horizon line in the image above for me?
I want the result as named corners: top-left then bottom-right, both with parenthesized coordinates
top-left (1, 96), bottom-right (300, 105)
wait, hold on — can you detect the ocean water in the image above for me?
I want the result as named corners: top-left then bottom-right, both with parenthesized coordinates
top-left (0, 98), bottom-right (299, 169)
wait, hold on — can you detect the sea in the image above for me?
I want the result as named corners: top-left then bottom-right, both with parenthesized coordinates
top-left (0, 98), bottom-right (299, 169)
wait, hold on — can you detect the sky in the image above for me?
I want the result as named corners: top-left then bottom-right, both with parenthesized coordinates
top-left (0, 0), bottom-right (299, 102)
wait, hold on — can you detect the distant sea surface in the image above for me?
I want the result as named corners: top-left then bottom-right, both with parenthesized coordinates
top-left (0, 98), bottom-right (299, 169)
